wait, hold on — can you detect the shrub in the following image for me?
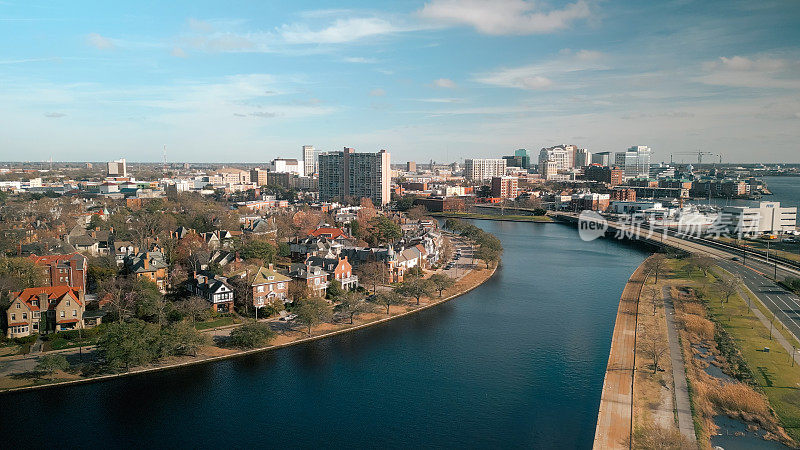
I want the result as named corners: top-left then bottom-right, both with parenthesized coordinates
top-left (679, 314), bottom-right (715, 341)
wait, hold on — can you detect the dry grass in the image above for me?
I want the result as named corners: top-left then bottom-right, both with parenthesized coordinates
top-left (678, 313), bottom-right (715, 341)
top-left (631, 423), bottom-right (695, 450)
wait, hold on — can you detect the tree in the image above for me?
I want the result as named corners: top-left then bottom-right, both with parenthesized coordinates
top-left (288, 281), bottom-right (310, 303)
top-left (177, 296), bottom-right (210, 323)
top-left (356, 261), bottom-right (386, 293)
top-left (97, 320), bottom-right (160, 371)
top-left (0, 256), bottom-right (45, 297)
top-left (35, 354), bottom-right (69, 379)
top-left (439, 239), bottom-right (454, 263)
top-left (334, 291), bottom-right (373, 324)
top-left (228, 322), bottom-right (276, 349)
top-left (715, 274), bottom-right (743, 305)
top-left (326, 280), bottom-right (344, 300)
top-left (640, 333), bottom-right (667, 373)
top-left (159, 322), bottom-right (209, 356)
top-left (395, 278), bottom-right (435, 305)
top-left (405, 265), bottom-right (424, 279)
top-left (429, 273), bottom-right (456, 297)
top-left (474, 246), bottom-right (499, 269)
top-left (369, 291), bottom-right (404, 315)
top-left (689, 255), bottom-right (714, 277)
top-left (644, 285), bottom-right (661, 316)
top-left (644, 254), bottom-right (667, 283)
top-left (406, 205), bottom-right (428, 221)
top-left (240, 240), bottom-right (276, 264)
top-left (294, 296), bottom-right (332, 335)
top-left (367, 216), bottom-right (402, 245)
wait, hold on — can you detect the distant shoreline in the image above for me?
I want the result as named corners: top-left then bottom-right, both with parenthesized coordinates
top-left (430, 212), bottom-right (552, 223)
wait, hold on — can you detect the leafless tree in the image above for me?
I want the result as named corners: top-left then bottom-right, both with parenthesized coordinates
top-left (640, 333), bottom-right (668, 373)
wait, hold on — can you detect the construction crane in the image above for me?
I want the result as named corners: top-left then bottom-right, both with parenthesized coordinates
top-left (669, 150), bottom-right (720, 165)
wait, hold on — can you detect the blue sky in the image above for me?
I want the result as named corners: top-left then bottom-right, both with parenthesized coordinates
top-left (1, 0), bottom-right (799, 163)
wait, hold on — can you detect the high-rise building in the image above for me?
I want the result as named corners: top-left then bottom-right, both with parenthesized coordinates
top-left (591, 151), bottom-right (611, 166)
top-left (250, 168), bottom-right (269, 186)
top-left (614, 146), bottom-right (652, 179)
top-left (574, 148), bottom-right (592, 168)
top-left (503, 149), bottom-right (531, 169)
top-left (463, 159), bottom-right (507, 181)
top-left (538, 147), bottom-right (571, 171)
top-left (302, 145), bottom-right (315, 177)
top-left (107, 158), bottom-right (127, 177)
top-left (491, 176), bottom-right (519, 198)
top-left (407, 161), bottom-right (417, 173)
top-left (318, 147), bottom-right (391, 205)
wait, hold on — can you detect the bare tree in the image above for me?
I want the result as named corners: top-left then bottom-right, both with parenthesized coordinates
top-left (356, 261), bottom-right (387, 293)
top-left (645, 285), bottom-right (661, 316)
top-left (640, 333), bottom-right (667, 373)
top-left (715, 273), bottom-right (743, 305)
top-left (644, 254), bottom-right (667, 283)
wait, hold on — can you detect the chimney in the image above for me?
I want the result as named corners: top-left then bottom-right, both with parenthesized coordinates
top-left (143, 254), bottom-right (150, 270)
top-left (38, 292), bottom-right (48, 306)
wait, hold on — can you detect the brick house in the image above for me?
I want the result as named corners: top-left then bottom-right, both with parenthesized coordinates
top-left (304, 255), bottom-right (358, 290)
top-left (288, 263), bottom-right (329, 297)
top-left (124, 251), bottom-right (169, 293)
top-left (251, 264), bottom-right (291, 307)
top-left (29, 253), bottom-right (87, 292)
top-left (5, 286), bottom-right (85, 338)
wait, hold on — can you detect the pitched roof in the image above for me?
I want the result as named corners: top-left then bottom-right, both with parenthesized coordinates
top-left (308, 227), bottom-right (351, 239)
top-left (252, 266), bottom-right (291, 285)
top-left (12, 286), bottom-right (83, 309)
top-left (29, 252), bottom-right (85, 266)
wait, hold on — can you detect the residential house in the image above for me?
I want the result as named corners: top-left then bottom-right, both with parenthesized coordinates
top-left (113, 241), bottom-right (138, 266)
top-left (288, 263), bottom-right (329, 296)
top-left (187, 272), bottom-right (234, 312)
top-left (251, 264), bottom-right (292, 307)
top-left (5, 286), bottom-right (85, 338)
top-left (125, 251), bottom-right (169, 293)
top-left (29, 253), bottom-right (87, 292)
top-left (305, 255), bottom-right (358, 290)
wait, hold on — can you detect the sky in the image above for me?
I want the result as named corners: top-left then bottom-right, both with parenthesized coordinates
top-left (1, 0), bottom-right (799, 164)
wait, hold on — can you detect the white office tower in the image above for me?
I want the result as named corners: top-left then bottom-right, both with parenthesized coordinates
top-left (463, 159), bottom-right (507, 181)
top-left (302, 145), bottom-right (315, 177)
top-left (614, 146), bottom-right (652, 179)
top-left (107, 158), bottom-right (127, 177)
top-left (719, 201), bottom-right (797, 236)
top-left (538, 147), bottom-right (571, 171)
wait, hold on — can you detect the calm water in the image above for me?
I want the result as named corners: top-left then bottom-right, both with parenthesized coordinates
top-left (690, 176), bottom-right (800, 208)
top-left (0, 222), bottom-right (647, 449)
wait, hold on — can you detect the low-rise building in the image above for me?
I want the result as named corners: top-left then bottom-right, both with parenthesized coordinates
top-left (289, 263), bottom-right (329, 296)
top-left (5, 286), bottom-right (85, 338)
top-left (305, 255), bottom-right (358, 290)
top-left (29, 253), bottom-right (87, 292)
top-left (251, 264), bottom-right (292, 307)
top-left (718, 201), bottom-right (797, 236)
top-left (125, 251), bottom-right (169, 293)
top-left (187, 272), bottom-right (235, 312)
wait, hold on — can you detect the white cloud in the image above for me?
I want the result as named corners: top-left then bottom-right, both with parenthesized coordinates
top-left (369, 88), bottom-right (386, 97)
top-left (188, 18), bottom-right (214, 33)
top-left (171, 47), bottom-right (187, 58)
top-left (418, 0), bottom-right (591, 35)
top-left (474, 49), bottom-right (605, 90)
top-left (432, 78), bottom-right (456, 88)
top-left (697, 55), bottom-right (800, 89)
top-left (86, 33), bottom-right (115, 50)
top-left (344, 56), bottom-right (377, 63)
top-left (280, 17), bottom-right (406, 44)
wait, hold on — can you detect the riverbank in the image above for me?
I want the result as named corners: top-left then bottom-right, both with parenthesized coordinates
top-left (593, 256), bottom-right (650, 449)
top-left (0, 261), bottom-right (498, 394)
top-left (430, 211), bottom-right (552, 222)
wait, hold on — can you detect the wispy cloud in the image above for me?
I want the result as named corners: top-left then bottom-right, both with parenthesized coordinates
top-left (431, 78), bottom-right (456, 88)
top-left (171, 47), bottom-right (187, 58)
top-left (418, 0), bottom-right (591, 35)
top-left (86, 33), bottom-right (115, 50)
top-left (344, 56), bottom-right (378, 63)
top-left (369, 88), bottom-right (386, 97)
top-left (474, 49), bottom-right (606, 90)
top-left (696, 55), bottom-right (800, 89)
top-left (279, 17), bottom-right (408, 44)
top-left (44, 112), bottom-right (66, 118)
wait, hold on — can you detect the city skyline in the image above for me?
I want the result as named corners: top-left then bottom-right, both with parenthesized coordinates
top-left (2, 0), bottom-right (800, 163)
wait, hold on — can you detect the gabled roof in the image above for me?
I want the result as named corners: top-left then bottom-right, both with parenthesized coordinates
top-left (29, 252), bottom-right (85, 266)
top-left (12, 286), bottom-right (83, 310)
top-left (308, 227), bottom-right (351, 239)
top-left (252, 266), bottom-right (291, 285)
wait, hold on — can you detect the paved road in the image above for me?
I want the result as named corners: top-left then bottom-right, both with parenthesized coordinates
top-left (441, 235), bottom-right (476, 280)
top-left (662, 286), bottom-right (696, 442)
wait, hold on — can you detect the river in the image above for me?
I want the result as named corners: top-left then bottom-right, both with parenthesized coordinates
top-left (0, 221), bottom-right (648, 449)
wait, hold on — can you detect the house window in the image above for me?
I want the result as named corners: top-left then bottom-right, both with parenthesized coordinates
top-left (10, 313), bottom-right (15, 321)
top-left (257, 286), bottom-right (264, 293)
top-left (277, 283), bottom-right (284, 289)
top-left (16, 303), bottom-right (20, 309)
top-left (73, 310), bottom-right (77, 317)
top-left (66, 300), bottom-right (70, 306)
top-left (60, 311), bottom-right (65, 318)
top-left (22, 313), bottom-right (27, 320)
top-left (315, 278), bottom-right (320, 285)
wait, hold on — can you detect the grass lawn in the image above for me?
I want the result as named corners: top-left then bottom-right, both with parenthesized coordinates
top-left (195, 316), bottom-right (238, 330)
top-left (672, 259), bottom-right (800, 441)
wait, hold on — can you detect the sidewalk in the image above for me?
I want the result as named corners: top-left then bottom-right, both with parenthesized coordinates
top-left (661, 286), bottom-right (697, 443)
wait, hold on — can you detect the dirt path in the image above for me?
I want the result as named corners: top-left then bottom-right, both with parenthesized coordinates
top-left (662, 286), bottom-right (697, 442)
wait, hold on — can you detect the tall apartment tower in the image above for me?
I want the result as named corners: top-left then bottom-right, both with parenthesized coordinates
top-left (463, 159), bottom-right (507, 181)
top-left (574, 148), bottom-right (592, 168)
top-left (407, 161), bottom-right (417, 173)
top-left (318, 147), bottom-right (391, 205)
top-left (107, 158), bottom-right (127, 177)
top-left (302, 145), bottom-right (315, 177)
